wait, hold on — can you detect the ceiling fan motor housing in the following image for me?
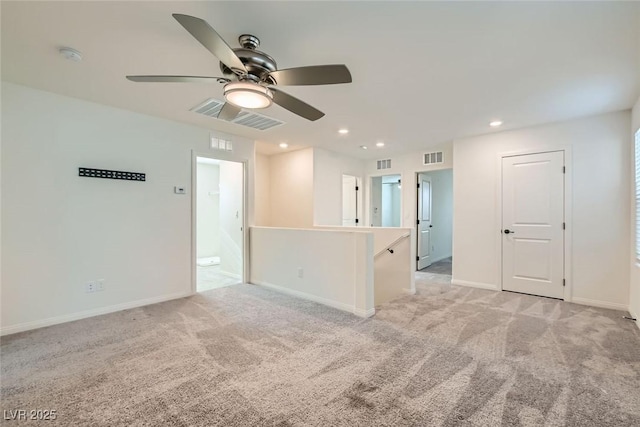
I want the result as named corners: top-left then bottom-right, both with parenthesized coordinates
top-left (219, 34), bottom-right (278, 84)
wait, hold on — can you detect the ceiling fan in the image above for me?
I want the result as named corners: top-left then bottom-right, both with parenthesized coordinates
top-left (126, 14), bottom-right (352, 122)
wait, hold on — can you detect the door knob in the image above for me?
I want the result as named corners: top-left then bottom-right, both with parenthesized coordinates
top-left (429, 225), bottom-right (433, 228)
top-left (503, 229), bottom-right (514, 234)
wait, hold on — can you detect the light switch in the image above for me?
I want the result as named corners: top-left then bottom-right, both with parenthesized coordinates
top-left (174, 186), bottom-right (186, 194)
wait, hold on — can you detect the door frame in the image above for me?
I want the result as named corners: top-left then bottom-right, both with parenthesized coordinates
top-left (496, 146), bottom-right (573, 302)
top-left (191, 151), bottom-right (249, 294)
top-left (365, 172), bottom-right (404, 227)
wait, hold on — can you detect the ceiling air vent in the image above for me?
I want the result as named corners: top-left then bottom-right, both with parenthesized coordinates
top-left (376, 159), bottom-right (392, 170)
top-left (190, 98), bottom-right (285, 131)
top-left (423, 151), bottom-right (444, 165)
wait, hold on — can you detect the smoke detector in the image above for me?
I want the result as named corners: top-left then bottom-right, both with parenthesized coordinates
top-left (59, 47), bottom-right (82, 62)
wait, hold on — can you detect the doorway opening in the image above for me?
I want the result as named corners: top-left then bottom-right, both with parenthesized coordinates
top-left (370, 174), bottom-right (402, 227)
top-left (416, 169), bottom-right (453, 275)
top-left (195, 156), bottom-right (245, 292)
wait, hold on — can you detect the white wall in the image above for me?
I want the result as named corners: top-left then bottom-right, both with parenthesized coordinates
top-left (268, 148), bottom-right (314, 228)
top-left (313, 148), bottom-right (365, 226)
top-left (196, 162), bottom-right (220, 259)
top-left (219, 160), bottom-right (244, 279)
top-left (453, 111), bottom-right (631, 309)
top-left (254, 153), bottom-right (271, 226)
top-left (317, 225), bottom-right (416, 304)
top-left (630, 97), bottom-right (640, 325)
top-left (1, 82), bottom-right (255, 335)
top-left (250, 227), bottom-right (374, 317)
top-left (423, 168), bottom-right (453, 263)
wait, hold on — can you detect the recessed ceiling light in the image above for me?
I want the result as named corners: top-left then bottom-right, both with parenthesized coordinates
top-left (376, 142), bottom-right (385, 147)
top-left (58, 47), bottom-right (83, 62)
top-left (489, 120), bottom-right (503, 127)
top-left (279, 142), bottom-right (288, 148)
top-left (360, 145), bottom-right (368, 150)
top-left (338, 129), bottom-right (349, 135)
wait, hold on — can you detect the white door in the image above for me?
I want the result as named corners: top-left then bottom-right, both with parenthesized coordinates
top-left (417, 173), bottom-right (432, 270)
top-left (502, 151), bottom-right (564, 299)
top-left (342, 175), bottom-right (359, 226)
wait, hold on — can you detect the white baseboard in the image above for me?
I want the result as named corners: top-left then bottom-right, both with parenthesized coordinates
top-left (571, 297), bottom-right (629, 312)
top-left (629, 308), bottom-right (640, 331)
top-left (451, 279), bottom-right (498, 291)
top-left (353, 307), bottom-right (376, 318)
top-left (251, 280), bottom-right (374, 318)
top-left (219, 270), bottom-right (241, 280)
top-left (1, 291), bottom-right (193, 337)
top-left (402, 287), bottom-right (416, 295)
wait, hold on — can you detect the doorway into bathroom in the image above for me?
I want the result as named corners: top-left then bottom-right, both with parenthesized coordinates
top-left (195, 157), bottom-right (245, 292)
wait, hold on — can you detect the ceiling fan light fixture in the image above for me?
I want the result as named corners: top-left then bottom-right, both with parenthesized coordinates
top-left (224, 81), bottom-right (273, 109)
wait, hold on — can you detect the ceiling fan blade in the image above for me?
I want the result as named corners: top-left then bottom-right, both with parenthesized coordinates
top-left (126, 75), bottom-right (226, 83)
top-left (218, 103), bottom-right (241, 121)
top-left (269, 65), bottom-right (352, 86)
top-left (172, 14), bottom-right (247, 74)
top-left (270, 88), bottom-right (325, 121)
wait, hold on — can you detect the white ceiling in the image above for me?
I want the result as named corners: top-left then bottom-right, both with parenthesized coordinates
top-left (2, 1), bottom-right (639, 159)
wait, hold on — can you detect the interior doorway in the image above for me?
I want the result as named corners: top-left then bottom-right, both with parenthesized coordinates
top-left (416, 169), bottom-right (453, 274)
top-left (195, 156), bottom-right (245, 292)
top-left (370, 174), bottom-right (402, 227)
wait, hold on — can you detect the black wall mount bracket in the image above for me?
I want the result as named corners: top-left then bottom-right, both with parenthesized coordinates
top-left (79, 167), bottom-right (145, 182)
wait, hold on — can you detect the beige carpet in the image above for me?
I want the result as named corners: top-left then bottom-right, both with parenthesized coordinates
top-left (2, 272), bottom-right (640, 426)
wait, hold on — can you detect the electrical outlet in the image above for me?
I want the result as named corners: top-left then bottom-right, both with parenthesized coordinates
top-left (85, 282), bottom-right (96, 293)
top-left (85, 280), bottom-right (105, 293)
top-left (297, 268), bottom-right (304, 278)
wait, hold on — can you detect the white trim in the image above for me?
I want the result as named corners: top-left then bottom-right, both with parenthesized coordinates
top-left (0, 291), bottom-right (193, 336)
top-left (218, 270), bottom-right (241, 280)
top-left (251, 280), bottom-right (374, 318)
top-left (629, 308), bottom-right (640, 331)
top-left (451, 279), bottom-right (498, 291)
top-left (191, 151), bottom-right (249, 294)
top-left (365, 171), bottom-right (403, 227)
top-left (354, 307), bottom-right (376, 317)
top-left (495, 146), bottom-right (573, 301)
top-left (571, 297), bottom-right (629, 312)
top-left (403, 287), bottom-right (417, 295)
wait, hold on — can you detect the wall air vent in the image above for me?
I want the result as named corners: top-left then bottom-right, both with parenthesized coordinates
top-left (190, 98), bottom-right (285, 131)
top-left (423, 151), bottom-right (444, 165)
top-left (376, 159), bottom-right (392, 170)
